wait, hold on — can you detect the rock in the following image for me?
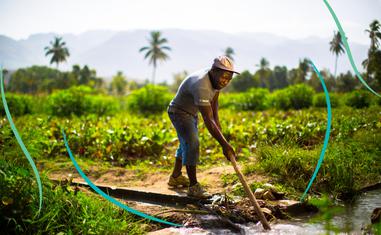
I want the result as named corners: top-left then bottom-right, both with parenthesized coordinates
top-left (148, 227), bottom-right (211, 235)
top-left (261, 207), bottom-right (272, 215)
top-left (371, 207), bottom-right (381, 224)
top-left (272, 190), bottom-right (286, 200)
top-left (254, 188), bottom-right (265, 199)
top-left (263, 191), bottom-right (276, 200)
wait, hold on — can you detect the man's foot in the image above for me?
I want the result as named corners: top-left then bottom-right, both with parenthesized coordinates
top-left (168, 174), bottom-right (190, 187)
top-left (187, 183), bottom-right (211, 199)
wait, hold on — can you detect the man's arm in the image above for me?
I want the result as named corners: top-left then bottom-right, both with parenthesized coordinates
top-left (211, 91), bottom-right (221, 130)
top-left (198, 105), bottom-right (235, 160)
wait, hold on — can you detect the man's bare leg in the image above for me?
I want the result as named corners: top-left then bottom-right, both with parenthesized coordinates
top-left (186, 165), bottom-right (197, 186)
top-left (171, 157), bottom-right (182, 178)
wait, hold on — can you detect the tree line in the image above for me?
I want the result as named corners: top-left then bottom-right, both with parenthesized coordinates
top-left (4, 19), bottom-right (381, 95)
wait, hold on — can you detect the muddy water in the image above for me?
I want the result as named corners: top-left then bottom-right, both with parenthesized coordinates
top-left (157, 188), bottom-right (381, 234)
top-left (241, 188), bottom-right (381, 234)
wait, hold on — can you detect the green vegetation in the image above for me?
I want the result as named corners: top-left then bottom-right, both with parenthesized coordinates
top-left (345, 89), bottom-right (373, 108)
top-left (127, 84), bottom-right (173, 114)
top-left (2, 97), bottom-right (380, 199)
top-left (47, 86), bottom-right (119, 117)
top-left (0, 157), bottom-right (147, 234)
top-left (1, 19), bottom-right (381, 233)
top-left (308, 195), bottom-right (343, 234)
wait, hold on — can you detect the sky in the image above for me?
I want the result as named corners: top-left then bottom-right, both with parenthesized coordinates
top-left (1, 0), bottom-right (380, 44)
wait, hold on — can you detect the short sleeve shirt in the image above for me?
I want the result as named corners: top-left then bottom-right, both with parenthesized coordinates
top-left (169, 69), bottom-right (218, 116)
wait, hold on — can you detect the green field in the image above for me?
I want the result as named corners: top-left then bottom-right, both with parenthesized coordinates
top-left (1, 86), bottom-right (381, 233)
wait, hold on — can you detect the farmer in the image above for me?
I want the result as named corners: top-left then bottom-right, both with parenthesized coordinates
top-left (167, 55), bottom-right (240, 198)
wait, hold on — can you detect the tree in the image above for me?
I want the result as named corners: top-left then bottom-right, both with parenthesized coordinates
top-left (288, 58), bottom-right (309, 85)
top-left (366, 20), bottom-right (381, 52)
top-left (224, 47), bottom-right (235, 61)
top-left (336, 71), bottom-right (359, 92)
top-left (256, 58), bottom-right (271, 88)
top-left (329, 31), bottom-right (345, 78)
top-left (362, 20), bottom-right (381, 87)
top-left (139, 31), bottom-right (171, 84)
top-left (44, 37), bottom-right (70, 69)
top-left (269, 66), bottom-right (288, 91)
top-left (307, 72), bottom-right (323, 92)
top-left (110, 71), bottom-right (128, 95)
top-left (230, 70), bottom-right (259, 92)
top-left (171, 70), bottom-right (188, 92)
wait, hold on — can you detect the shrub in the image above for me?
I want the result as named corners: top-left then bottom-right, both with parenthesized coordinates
top-left (127, 85), bottom-right (172, 114)
top-left (0, 94), bottom-right (33, 116)
top-left (46, 86), bottom-right (119, 116)
top-left (287, 84), bottom-right (315, 109)
top-left (87, 95), bottom-right (120, 116)
top-left (0, 159), bottom-right (146, 234)
top-left (218, 93), bottom-right (241, 109)
top-left (47, 86), bottom-right (94, 116)
top-left (236, 88), bottom-right (270, 110)
top-left (345, 90), bottom-right (372, 109)
top-left (313, 93), bottom-right (340, 108)
top-left (269, 89), bottom-right (291, 110)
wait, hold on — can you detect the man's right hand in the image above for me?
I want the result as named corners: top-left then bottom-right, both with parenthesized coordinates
top-left (198, 105), bottom-right (236, 161)
top-left (223, 144), bottom-right (236, 161)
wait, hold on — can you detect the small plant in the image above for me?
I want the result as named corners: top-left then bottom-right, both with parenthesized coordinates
top-left (221, 173), bottom-right (239, 186)
top-left (308, 195), bottom-right (343, 234)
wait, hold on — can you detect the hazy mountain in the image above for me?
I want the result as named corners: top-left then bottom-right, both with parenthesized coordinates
top-left (0, 29), bottom-right (369, 83)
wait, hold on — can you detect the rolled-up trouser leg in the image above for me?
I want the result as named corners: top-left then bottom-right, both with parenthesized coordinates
top-left (168, 111), bottom-right (199, 166)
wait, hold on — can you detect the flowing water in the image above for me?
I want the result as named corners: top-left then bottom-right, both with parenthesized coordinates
top-left (157, 188), bottom-right (381, 234)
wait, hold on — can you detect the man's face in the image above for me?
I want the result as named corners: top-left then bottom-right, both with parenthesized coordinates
top-left (215, 70), bottom-right (233, 90)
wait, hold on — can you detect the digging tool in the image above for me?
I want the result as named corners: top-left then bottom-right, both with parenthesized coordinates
top-left (230, 155), bottom-right (271, 230)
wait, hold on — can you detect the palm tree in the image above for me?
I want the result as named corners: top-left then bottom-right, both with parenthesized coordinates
top-left (366, 20), bottom-right (381, 51)
top-left (224, 47), bottom-right (235, 61)
top-left (256, 57), bottom-right (270, 88)
top-left (139, 31), bottom-right (171, 84)
top-left (44, 37), bottom-right (70, 69)
top-left (258, 57), bottom-right (269, 70)
top-left (329, 31), bottom-right (345, 78)
top-left (362, 20), bottom-right (381, 72)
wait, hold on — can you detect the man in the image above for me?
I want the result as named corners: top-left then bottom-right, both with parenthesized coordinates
top-left (167, 55), bottom-right (240, 198)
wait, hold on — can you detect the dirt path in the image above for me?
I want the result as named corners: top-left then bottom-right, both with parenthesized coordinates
top-left (46, 162), bottom-right (270, 196)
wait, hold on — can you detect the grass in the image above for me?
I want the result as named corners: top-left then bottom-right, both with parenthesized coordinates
top-left (1, 105), bottom-right (380, 207)
top-left (0, 157), bottom-right (150, 234)
top-left (242, 128), bottom-right (381, 199)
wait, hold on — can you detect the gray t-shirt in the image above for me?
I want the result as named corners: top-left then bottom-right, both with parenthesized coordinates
top-left (169, 69), bottom-right (218, 116)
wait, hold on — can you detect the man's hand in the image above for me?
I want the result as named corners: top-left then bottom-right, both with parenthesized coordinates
top-left (222, 144), bottom-right (236, 162)
top-left (198, 105), bottom-right (235, 161)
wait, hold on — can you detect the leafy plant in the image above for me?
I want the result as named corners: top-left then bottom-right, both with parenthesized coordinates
top-left (127, 85), bottom-right (172, 114)
top-left (345, 90), bottom-right (372, 108)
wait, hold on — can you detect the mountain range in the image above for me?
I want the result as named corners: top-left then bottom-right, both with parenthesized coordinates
top-left (0, 29), bottom-right (369, 83)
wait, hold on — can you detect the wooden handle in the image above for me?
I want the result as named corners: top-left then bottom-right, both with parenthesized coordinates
top-left (230, 156), bottom-right (271, 230)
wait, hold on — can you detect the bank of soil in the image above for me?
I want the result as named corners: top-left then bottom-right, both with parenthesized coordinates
top-left (44, 160), bottom-right (270, 196)
top-left (44, 158), bottom-right (312, 232)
